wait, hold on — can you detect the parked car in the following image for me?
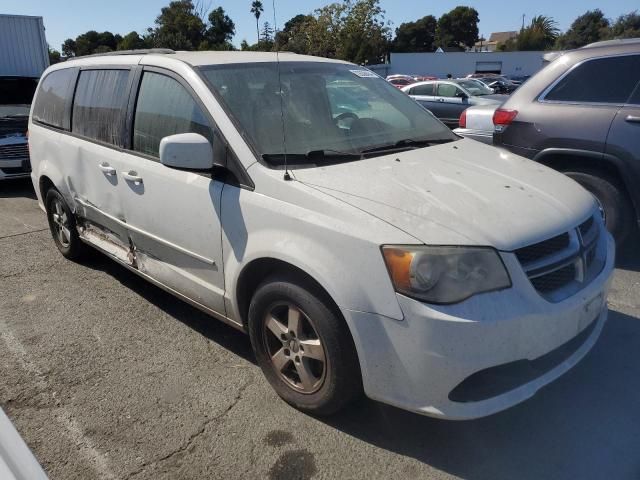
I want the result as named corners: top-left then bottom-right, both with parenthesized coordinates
top-left (386, 74), bottom-right (415, 88)
top-left (454, 104), bottom-right (496, 144)
top-left (0, 77), bottom-right (38, 180)
top-left (402, 79), bottom-right (507, 128)
top-left (0, 14), bottom-right (49, 181)
top-left (506, 74), bottom-right (531, 85)
top-left (476, 76), bottom-right (518, 94)
top-left (0, 408), bottom-right (48, 480)
top-left (29, 50), bottom-right (613, 420)
top-left (494, 38), bottom-right (640, 245)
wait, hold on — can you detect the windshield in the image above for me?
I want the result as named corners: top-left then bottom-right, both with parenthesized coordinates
top-left (199, 62), bottom-right (456, 166)
top-left (455, 79), bottom-right (493, 96)
top-left (0, 77), bottom-right (38, 117)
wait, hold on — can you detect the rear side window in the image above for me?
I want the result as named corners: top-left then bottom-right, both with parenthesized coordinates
top-left (411, 84), bottom-right (434, 96)
top-left (133, 72), bottom-right (212, 158)
top-left (72, 69), bottom-right (130, 147)
top-left (437, 83), bottom-right (459, 97)
top-left (545, 55), bottom-right (640, 104)
top-left (32, 69), bottom-right (76, 129)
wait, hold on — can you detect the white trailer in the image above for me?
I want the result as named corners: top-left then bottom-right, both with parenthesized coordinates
top-left (0, 14), bottom-right (49, 77)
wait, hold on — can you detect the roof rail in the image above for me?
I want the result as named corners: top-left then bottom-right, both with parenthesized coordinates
top-left (582, 38), bottom-right (640, 49)
top-left (74, 48), bottom-right (176, 59)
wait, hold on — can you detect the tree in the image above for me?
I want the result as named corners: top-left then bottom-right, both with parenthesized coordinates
top-left (261, 22), bottom-right (274, 43)
top-left (517, 15), bottom-right (559, 50)
top-left (61, 38), bottom-right (76, 57)
top-left (117, 31), bottom-right (149, 50)
top-left (48, 47), bottom-right (61, 64)
top-left (435, 6), bottom-right (479, 49)
top-left (393, 15), bottom-right (437, 52)
top-left (275, 14), bottom-right (314, 50)
top-left (338, 0), bottom-right (391, 64)
top-left (250, 1), bottom-right (264, 43)
top-left (152, 0), bottom-right (205, 50)
top-left (555, 10), bottom-right (609, 49)
top-left (60, 31), bottom-right (122, 56)
top-left (608, 11), bottom-right (640, 39)
top-left (204, 7), bottom-right (235, 48)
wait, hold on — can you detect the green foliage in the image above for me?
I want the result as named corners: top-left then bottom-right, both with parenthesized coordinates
top-left (203, 7), bottom-right (235, 50)
top-left (151, 0), bottom-right (205, 50)
top-left (608, 11), bottom-right (640, 39)
top-left (48, 47), bottom-right (61, 64)
top-left (61, 30), bottom-right (123, 56)
top-left (555, 10), bottom-right (609, 49)
top-left (516, 15), bottom-right (559, 51)
top-left (117, 31), bottom-right (149, 51)
top-left (435, 6), bottom-right (479, 49)
top-left (393, 15), bottom-right (437, 52)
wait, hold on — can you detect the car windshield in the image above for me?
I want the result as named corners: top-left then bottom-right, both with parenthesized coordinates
top-left (0, 77), bottom-right (38, 117)
top-left (454, 79), bottom-right (493, 96)
top-left (199, 62), bottom-right (456, 167)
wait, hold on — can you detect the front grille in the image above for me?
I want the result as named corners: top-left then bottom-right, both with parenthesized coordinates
top-left (515, 214), bottom-right (604, 301)
top-left (515, 233), bottom-right (570, 264)
top-left (531, 264), bottom-right (576, 293)
top-left (0, 143), bottom-right (29, 160)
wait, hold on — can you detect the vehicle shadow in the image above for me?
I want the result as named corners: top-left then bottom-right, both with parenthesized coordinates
top-left (616, 234), bottom-right (640, 272)
top-left (321, 309), bottom-right (640, 480)
top-left (80, 253), bottom-right (257, 365)
top-left (0, 178), bottom-right (36, 199)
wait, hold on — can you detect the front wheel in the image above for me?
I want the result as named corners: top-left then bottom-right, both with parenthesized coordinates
top-left (248, 274), bottom-right (362, 416)
top-left (563, 170), bottom-right (634, 246)
top-left (45, 188), bottom-right (87, 260)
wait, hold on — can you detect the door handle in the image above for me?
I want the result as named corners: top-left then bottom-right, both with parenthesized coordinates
top-left (98, 162), bottom-right (116, 176)
top-left (625, 115), bottom-right (640, 123)
top-left (122, 171), bottom-right (143, 185)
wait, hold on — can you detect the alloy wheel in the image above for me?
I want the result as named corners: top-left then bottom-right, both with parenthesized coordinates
top-left (50, 198), bottom-right (71, 247)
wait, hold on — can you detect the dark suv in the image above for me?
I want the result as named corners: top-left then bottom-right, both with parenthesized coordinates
top-left (494, 39), bottom-right (640, 244)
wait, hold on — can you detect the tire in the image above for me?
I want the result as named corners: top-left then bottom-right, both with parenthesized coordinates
top-left (563, 170), bottom-right (634, 246)
top-left (248, 273), bottom-right (362, 416)
top-left (45, 188), bottom-right (87, 260)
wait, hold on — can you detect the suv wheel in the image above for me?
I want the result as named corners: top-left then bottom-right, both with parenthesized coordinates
top-left (45, 188), bottom-right (87, 260)
top-left (563, 170), bottom-right (634, 245)
top-left (248, 274), bottom-right (362, 415)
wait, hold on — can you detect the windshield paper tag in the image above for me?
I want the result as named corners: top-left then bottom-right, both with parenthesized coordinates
top-left (350, 69), bottom-right (378, 78)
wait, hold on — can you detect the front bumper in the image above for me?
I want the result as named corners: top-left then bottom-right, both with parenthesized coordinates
top-left (345, 233), bottom-right (615, 420)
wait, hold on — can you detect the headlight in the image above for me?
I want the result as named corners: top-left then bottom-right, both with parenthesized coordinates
top-left (382, 245), bottom-right (511, 304)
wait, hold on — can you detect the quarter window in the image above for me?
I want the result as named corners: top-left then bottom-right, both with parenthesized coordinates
top-left (72, 69), bottom-right (130, 146)
top-left (133, 72), bottom-right (213, 157)
top-left (545, 55), bottom-right (640, 104)
top-left (32, 68), bottom-right (77, 129)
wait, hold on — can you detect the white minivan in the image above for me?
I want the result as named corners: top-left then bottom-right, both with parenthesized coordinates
top-left (29, 50), bottom-right (614, 420)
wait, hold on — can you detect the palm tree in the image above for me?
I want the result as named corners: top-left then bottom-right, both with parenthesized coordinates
top-left (529, 15), bottom-right (559, 44)
top-left (250, 1), bottom-right (264, 43)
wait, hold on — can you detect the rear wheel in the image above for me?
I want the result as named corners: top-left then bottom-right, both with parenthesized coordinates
top-left (563, 170), bottom-right (634, 245)
top-left (45, 188), bottom-right (87, 260)
top-left (248, 274), bottom-right (362, 416)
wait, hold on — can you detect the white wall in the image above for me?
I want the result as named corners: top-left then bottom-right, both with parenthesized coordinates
top-left (389, 51), bottom-right (546, 78)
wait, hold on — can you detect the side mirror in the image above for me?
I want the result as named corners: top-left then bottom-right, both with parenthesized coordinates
top-left (159, 133), bottom-right (214, 171)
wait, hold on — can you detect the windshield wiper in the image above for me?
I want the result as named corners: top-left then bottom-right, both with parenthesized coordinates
top-left (361, 137), bottom-right (454, 154)
top-left (262, 149), bottom-right (362, 166)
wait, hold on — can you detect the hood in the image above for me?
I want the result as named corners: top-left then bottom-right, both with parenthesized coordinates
top-left (292, 139), bottom-right (596, 251)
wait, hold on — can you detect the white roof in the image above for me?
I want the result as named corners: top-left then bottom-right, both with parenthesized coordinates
top-left (56, 50), bottom-right (351, 70)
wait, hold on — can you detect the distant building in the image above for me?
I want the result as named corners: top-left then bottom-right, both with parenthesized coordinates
top-left (473, 31), bottom-right (518, 52)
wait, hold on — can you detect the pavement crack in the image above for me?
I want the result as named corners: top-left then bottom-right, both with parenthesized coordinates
top-left (0, 228), bottom-right (49, 240)
top-left (125, 379), bottom-right (253, 479)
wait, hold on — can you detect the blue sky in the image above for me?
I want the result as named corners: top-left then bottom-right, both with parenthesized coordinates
top-left (4, 0), bottom-right (639, 52)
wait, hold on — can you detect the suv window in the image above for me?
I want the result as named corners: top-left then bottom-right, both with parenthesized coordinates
top-left (545, 54), bottom-right (640, 104)
top-left (410, 84), bottom-right (434, 96)
top-left (437, 83), bottom-right (459, 98)
top-left (32, 69), bottom-right (76, 129)
top-left (133, 72), bottom-right (213, 158)
top-left (72, 69), bottom-right (130, 147)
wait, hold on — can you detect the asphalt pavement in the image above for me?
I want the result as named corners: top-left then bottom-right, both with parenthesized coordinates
top-left (1, 178), bottom-right (639, 480)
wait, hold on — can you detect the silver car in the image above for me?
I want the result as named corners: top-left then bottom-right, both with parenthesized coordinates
top-left (402, 79), bottom-right (507, 128)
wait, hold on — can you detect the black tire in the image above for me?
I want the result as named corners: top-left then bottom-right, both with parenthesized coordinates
top-left (563, 170), bottom-right (634, 246)
top-left (248, 273), bottom-right (362, 416)
top-left (45, 188), bottom-right (87, 260)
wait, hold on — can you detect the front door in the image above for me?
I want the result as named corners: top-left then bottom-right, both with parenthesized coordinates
top-left (118, 70), bottom-right (226, 315)
top-left (434, 83), bottom-right (468, 128)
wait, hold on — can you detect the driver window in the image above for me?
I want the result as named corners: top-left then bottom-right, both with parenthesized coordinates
top-left (437, 83), bottom-right (458, 98)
